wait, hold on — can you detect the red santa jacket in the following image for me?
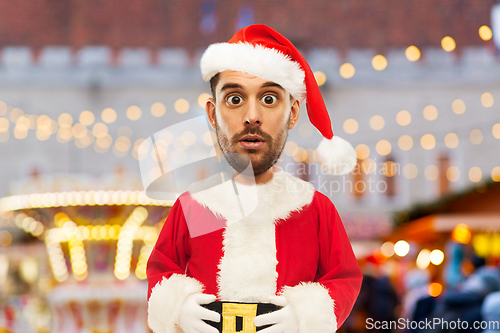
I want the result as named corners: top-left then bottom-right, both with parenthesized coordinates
top-left (147, 171), bottom-right (362, 333)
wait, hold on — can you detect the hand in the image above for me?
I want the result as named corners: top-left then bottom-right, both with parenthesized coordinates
top-left (253, 296), bottom-right (299, 333)
top-left (178, 293), bottom-right (220, 333)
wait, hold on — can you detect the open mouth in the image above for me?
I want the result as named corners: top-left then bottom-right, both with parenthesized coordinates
top-left (239, 135), bottom-right (265, 150)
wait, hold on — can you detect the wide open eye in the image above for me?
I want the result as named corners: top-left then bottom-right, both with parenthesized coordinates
top-left (226, 95), bottom-right (243, 105)
top-left (261, 95), bottom-right (277, 105)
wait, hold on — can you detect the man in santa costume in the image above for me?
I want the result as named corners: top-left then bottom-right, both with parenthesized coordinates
top-left (147, 24), bottom-right (362, 333)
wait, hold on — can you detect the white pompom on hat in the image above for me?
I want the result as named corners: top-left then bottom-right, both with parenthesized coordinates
top-left (200, 24), bottom-right (357, 175)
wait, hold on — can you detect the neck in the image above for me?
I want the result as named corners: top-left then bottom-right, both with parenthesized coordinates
top-left (233, 167), bottom-right (274, 185)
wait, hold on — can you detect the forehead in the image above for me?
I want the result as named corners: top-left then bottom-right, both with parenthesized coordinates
top-left (217, 70), bottom-right (284, 91)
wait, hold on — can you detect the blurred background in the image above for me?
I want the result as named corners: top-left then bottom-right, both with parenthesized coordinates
top-left (0, 1), bottom-right (500, 332)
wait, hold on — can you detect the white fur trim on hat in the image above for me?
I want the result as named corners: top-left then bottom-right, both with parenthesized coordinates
top-left (280, 282), bottom-right (337, 333)
top-left (316, 136), bottom-right (357, 175)
top-left (147, 274), bottom-right (204, 333)
top-left (200, 42), bottom-right (306, 102)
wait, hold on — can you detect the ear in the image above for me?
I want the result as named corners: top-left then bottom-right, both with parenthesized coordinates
top-left (288, 98), bottom-right (300, 130)
top-left (205, 97), bottom-right (216, 130)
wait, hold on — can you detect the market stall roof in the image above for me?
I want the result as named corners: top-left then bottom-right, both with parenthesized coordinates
top-left (387, 213), bottom-right (500, 243)
top-left (394, 181), bottom-right (500, 225)
top-left (390, 181), bottom-right (500, 242)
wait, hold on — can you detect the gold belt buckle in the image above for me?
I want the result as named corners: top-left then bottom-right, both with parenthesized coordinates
top-left (222, 303), bottom-right (258, 333)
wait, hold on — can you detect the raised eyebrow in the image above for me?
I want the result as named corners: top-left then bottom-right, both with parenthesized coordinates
top-left (220, 83), bottom-right (243, 92)
top-left (261, 81), bottom-right (285, 91)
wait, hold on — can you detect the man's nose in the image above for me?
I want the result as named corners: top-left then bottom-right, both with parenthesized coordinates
top-left (243, 99), bottom-right (262, 126)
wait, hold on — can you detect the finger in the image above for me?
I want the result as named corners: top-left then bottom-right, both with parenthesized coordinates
top-left (194, 293), bottom-right (217, 305)
top-left (194, 320), bottom-right (220, 333)
top-left (254, 310), bottom-right (282, 327)
top-left (268, 295), bottom-right (288, 307)
top-left (197, 307), bottom-right (221, 322)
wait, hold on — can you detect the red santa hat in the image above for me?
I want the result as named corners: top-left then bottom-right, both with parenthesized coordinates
top-left (200, 24), bottom-right (357, 175)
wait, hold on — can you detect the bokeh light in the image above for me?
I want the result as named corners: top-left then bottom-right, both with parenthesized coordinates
top-left (198, 93), bottom-right (211, 108)
top-left (369, 115), bottom-right (385, 131)
top-left (479, 25), bottom-right (493, 41)
top-left (151, 102), bottom-right (166, 117)
top-left (382, 161), bottom-right (398, 177)
top-left (492, 167), bottom-right (500, 182)
top-left (343, 119), bottom-right (359, 134)
top-left (376, 140), bottom-right (392, 156)
top-left (452, 99), bottom-right (466, 114)
top-left (361, 158), bottom-right (376, 174)
top-left (405, 46), bottom-right (421, 61)
top-left (403, 163), bottom-right (418, 179)
top-left (372, 55), bottom-right (388, 71)
top-left (446, 166), bottom-right (460, 182)
top-left (444, 133), bottom-right (459, 149)
top-left (80, 110), bottom-right (95, 126)
top-left (423, 105), bottom-right (438, 120)
top-left (284, 141), bottom-right (298, 157)
top-left (58, 113), bottom-right (73, 128)
top-left (470, 129), bottom-right (483, 145)
top-left (394, 240), bottom-right (410, 257)
top-left (126, 105), bottom-right (142, 121)
top-left (398, 135), bottom-right (413, 151)
top-left (380, 242), bottom-right (395, 257)
top-left (314, 71), bottom-right (327, 86)
top-left (92, 123), bottom-right (108, 138)
top-left (355, 144), bottom-right (370, 160)
top-left (425, 165), bottom-right (439, 181)
top-left (452, 224), bottom-right (471, 244)
top-left (299, 123), bottom-right (313, 138)
top-left (339, 63), bottom-right (355, 79)
top-left (430, 249), bottom-right (445, 265)
top-left (421, 134), bottom-right (436, 150)
top-left (101, 108), bottom-right (117, 123)
top-left (441, 36), bottom-right (456, 52)
top-left (396, 110), bottom-right (411, 126)
top-left (10, 108), bottom-right (24, 123)
top-left (174, 99), bottom-right (190, 114)
top-left (0, 117), bottom-right (10, 133)
top-left (481, 92), bottom-right (494, 108)
top-left (493, 123), bottom-right (500, 139)
top-left (416, 249), bottom-right (431, 270)
top-left (469, 166), bottom-right (482, 182)
top-left (429, 283), bottom-right (443, 297)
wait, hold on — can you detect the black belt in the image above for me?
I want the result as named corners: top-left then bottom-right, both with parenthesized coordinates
top-left (202, 301), bottom-right (281, 332)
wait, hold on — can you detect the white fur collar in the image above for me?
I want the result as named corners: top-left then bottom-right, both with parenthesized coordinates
top-left (190, 171), bottom-right (315, 302)
top-left (190, 170), bottom-right (315, 225)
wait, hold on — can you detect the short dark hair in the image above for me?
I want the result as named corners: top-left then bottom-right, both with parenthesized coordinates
top-left (210, 73), bottom-right (220, 101)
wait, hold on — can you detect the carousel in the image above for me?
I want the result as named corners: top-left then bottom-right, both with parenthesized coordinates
top-left (0, 170), bottom-right (173, 333)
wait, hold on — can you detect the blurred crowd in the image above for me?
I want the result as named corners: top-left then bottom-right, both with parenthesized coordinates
top-left (344, 241), bottom-right (500, 333)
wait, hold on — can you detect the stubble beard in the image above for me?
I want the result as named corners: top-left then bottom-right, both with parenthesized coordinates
top-left (214, 114), bottom-right (290, 176)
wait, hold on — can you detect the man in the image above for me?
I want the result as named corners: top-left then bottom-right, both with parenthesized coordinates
top-left (147, 24), bottom-right (362, 333)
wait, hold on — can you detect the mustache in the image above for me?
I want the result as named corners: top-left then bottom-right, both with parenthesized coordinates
top-left (231, 126), bottom-right (273, 144)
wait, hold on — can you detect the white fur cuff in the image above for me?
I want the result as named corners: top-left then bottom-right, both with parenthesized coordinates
top-left (280, 282), bottom-right (337, 333)
top-left (148, 274), bottom-right (205, 333)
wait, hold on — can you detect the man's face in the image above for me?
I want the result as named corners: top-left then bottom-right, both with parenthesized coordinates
top-left (206, 70), bottom-right (300, 176)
